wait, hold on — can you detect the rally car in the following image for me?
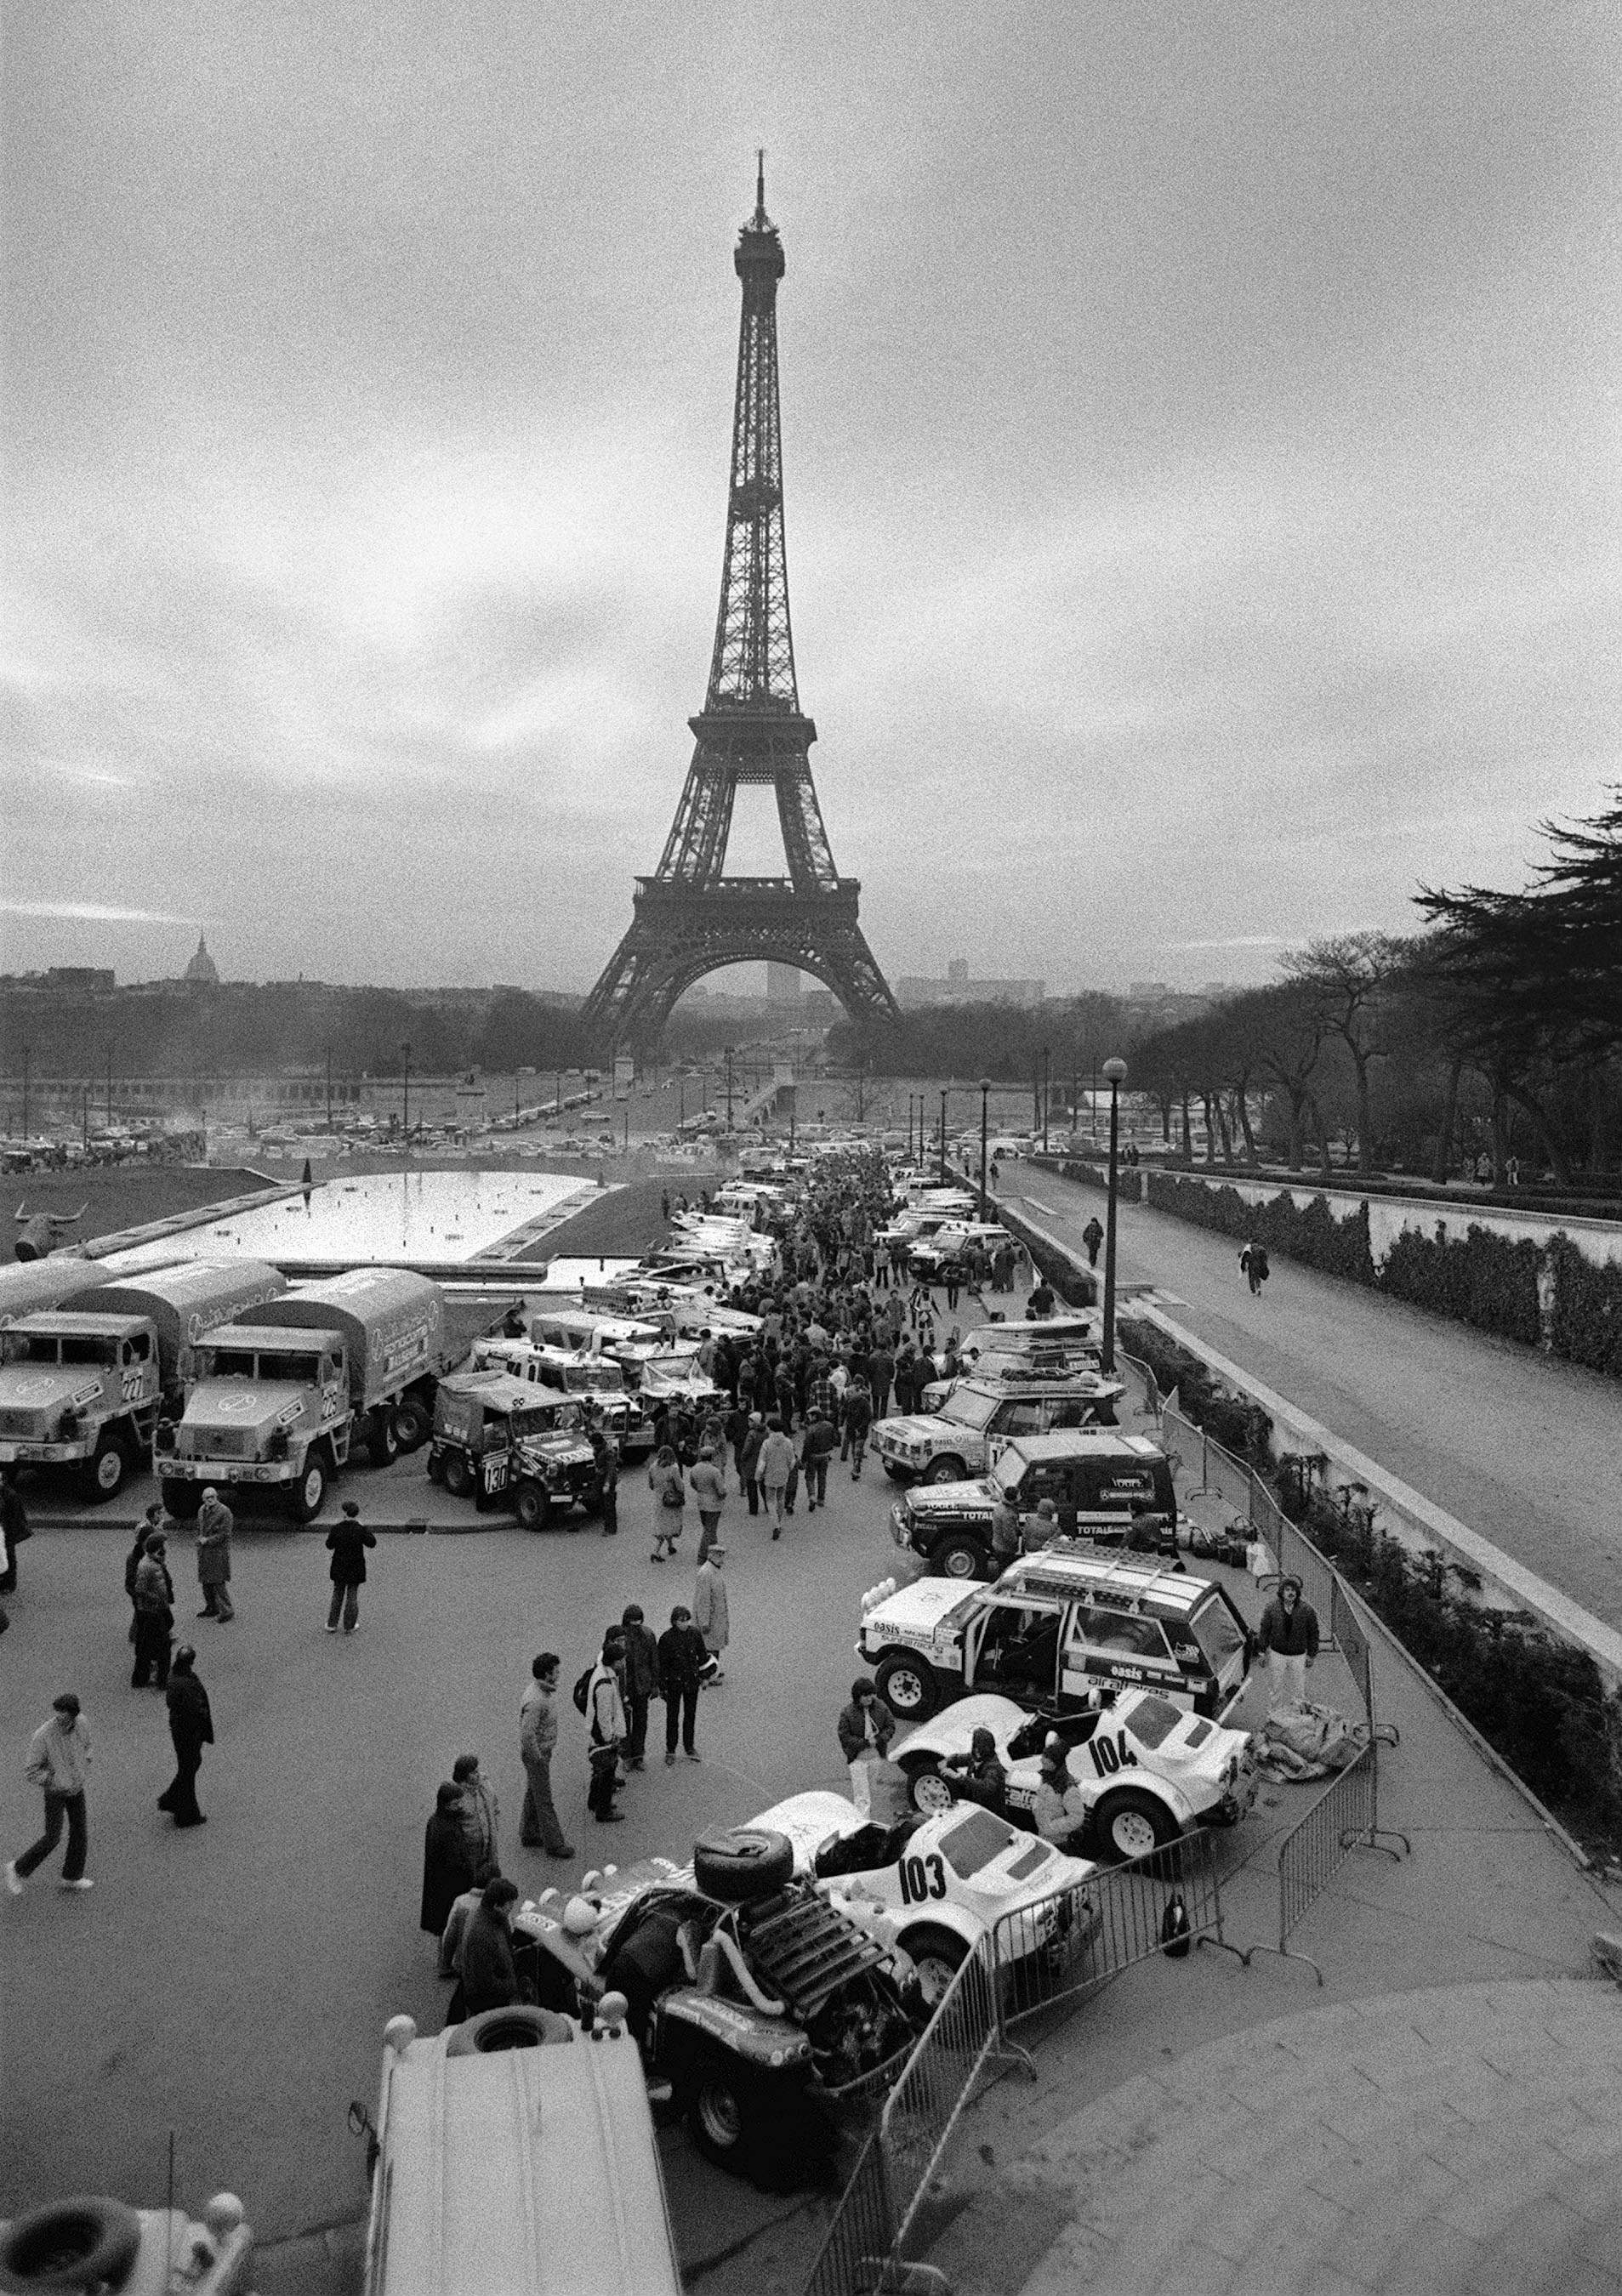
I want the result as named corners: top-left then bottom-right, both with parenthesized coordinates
top-left (874, 1367), bottom-right (1124, 1486)
top-left (748, 1789), bottom-right (1101, 2006)
top-left (891, 1691), bottom-right (1258, 1864)
top-left (891, 1433), bottom-right (1181, 1581)
top-left (509, 1827), bottom-right (924, 2191)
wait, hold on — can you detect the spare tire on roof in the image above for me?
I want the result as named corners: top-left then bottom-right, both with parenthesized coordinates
top-left (444, 2005), bottom-right (575, 2056)
top-left (693, 1827), bottom-right (794, 1904)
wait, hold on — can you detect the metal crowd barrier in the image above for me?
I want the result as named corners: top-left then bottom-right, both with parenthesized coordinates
top-left (1244, 1746), bottom-right (1409, 1985)
top-left (991, 1827), bottom-right (1243, 2063)
top-left (879, 1938), bottom-right (1003, 2258)
top-left (801, 2131), bottom-right (899, 2296)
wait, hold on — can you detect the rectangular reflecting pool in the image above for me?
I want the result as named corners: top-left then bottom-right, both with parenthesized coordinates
top-left (98, 1169), bottom-right (599, 1272)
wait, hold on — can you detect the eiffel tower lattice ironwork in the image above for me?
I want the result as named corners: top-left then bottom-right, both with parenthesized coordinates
top-left (583, 162), bottom-right (899, 1050)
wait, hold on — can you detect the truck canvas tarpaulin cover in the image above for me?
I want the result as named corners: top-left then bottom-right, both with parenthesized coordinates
top-left (254, 1269), bottom-right (447, 1412)
top-left (0, 1258), bottom-right (111, 1327)
top-left (75, 1259), bottom-right (287, 1395)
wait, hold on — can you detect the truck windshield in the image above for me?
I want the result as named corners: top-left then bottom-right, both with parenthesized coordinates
top-left (2, 1333), bottom-right (58, 1365)
top-left (60, 1337), bottom-right (118, 1367)
top-left (202, 1350), bottom-right (259, 1378)
top-left (940, 1389), bottom-right (999, 1432)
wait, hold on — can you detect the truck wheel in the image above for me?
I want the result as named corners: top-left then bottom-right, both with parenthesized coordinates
top-left (514, 1480), bottom-right (550, 1532)
top-left (0, 2196), bottom-right (142, 2289)
top-left (898, 1924), bottom-right (967, 2009)
top-left (875, 1653), bottom-right (939, 1721)
top-left (160, 1480), bottom-right (202, 1520)
top-left (425, 1450), bottom-right (446, 1485)
top-left (81, 1432), bottom-right (127, 1503)
top-left (393, 1396), bottom-right (430, 1452)
top-left (291, 1452), bottom-right (328, 1524)
top-left (368, 1407), bottom-right (398, 1467)
top-left (443, 1452), bottom-right (474, 1500)
top-left (1096, 1788), bottom-right (1178, 1865)
top-left (931, 1532), bottom-right (989, 1581)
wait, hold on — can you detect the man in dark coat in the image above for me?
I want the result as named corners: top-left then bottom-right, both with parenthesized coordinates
top-left (324, 1499), bottom-right (375, 1634)
top-left (657, 1605), bottom-right (706, 1765)
top-left (0, 1469), bottom-right (31, 1596)
top-left (1081, 1217), bottom-right (1104, 1268)
top-left (131, 1534), bottom-right (175, 1690)
top-left (421, 1782), bottom-right (477, 1942)
top-left (158, 1645), bottom-right (213, 1827)
top-left (458, 1878), bottom-right (522, 2018)
top-left (619, 1603), bottom-right (659, 1770)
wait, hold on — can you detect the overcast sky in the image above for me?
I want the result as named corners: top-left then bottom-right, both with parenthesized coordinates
top-left (3, 1), bottom-right (1619, 997)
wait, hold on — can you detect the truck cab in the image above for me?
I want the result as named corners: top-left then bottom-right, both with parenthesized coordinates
top-left (429, 1372), bottom-right (602, 1531)
top-left (161, 1326), bottom-right (349, 1522)
top-left (0, 1311), bottom-right (158, 1500)
top-left (470, 1338), bottom-right (650, 1457)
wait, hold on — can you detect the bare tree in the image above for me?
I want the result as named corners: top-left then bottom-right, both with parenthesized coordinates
top-left (1283, 934), bottom-right (1403, 1175)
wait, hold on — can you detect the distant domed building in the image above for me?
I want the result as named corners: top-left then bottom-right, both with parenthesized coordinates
top-left (183, 932), bottom-right (219, 988)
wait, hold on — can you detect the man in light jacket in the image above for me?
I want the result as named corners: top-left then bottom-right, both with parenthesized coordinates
top-left (585, 1628), bottom-right (628, 1825)
top-left (8, 1692), bottom-right (94, 1892)
top-left (517, 1653), bottom-right (573, 1859)
top-left (756, 1419), bottom-right (796, 1534)
top-left (692, 1547), bottom-right (729, 1683)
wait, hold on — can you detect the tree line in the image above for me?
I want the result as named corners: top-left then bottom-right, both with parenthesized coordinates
top-left (1129, 793), bottom-right (1622, 1185)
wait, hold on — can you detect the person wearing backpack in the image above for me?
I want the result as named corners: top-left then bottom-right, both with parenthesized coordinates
top-left (1240, 1241), bottom-right (1270, 1296)
top-left (646, 1445), bottom-right (686, 1563)
top-left (583, 1628), bottom-right (628, 1823)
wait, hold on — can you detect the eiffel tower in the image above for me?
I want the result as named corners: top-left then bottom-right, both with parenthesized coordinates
top-left (583, 161), bottom-right (899, 1051)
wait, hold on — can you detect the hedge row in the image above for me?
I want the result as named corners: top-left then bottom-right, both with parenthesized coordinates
top-left (1144, 1316), bottom-right (1622, 1859)
top-left (1142, 1169), bottom-right (1557, 1356)
top-left (1546, 1236), bottom-right (1622, 1378)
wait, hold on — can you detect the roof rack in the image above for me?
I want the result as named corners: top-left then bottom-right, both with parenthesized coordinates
top-left (1010, 1550), bottom-right (1201, 1613)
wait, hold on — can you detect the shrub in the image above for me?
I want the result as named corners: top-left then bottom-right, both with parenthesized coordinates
top-left (1143, 1172), bottom-right (1376, 1287)
top-left (1379, 1222), bottom-right (1541, 1346)
top-left (1545, 1234), bottom-right (1622, 1378)
top-left (1119, 1318), bottom-right (1272, 1464)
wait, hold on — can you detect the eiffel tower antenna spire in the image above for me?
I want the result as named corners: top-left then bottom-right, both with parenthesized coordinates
top-left (583, 168), bottom-right (898, 1053)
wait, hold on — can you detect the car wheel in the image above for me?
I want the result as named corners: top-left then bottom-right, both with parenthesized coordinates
top-left (513, 1480), bottom-right (549, 1532)
top-left (160, 1479), bottom-right (202, 1520)
top-left (369, 1407), bottom-right (398, 1467)
top-left (882, 1462), bottom-right (909, 1482)
top-left (290, 1452), bottom-right (327, 1524)
top-left (443, 1452), bottom-right (474, 1500)
top-left (875, 1653), bottom-right (939, 1721)
top-left (1097, 1788), bottom-right (1178, 1865)
top-left (899, 1924), bottom-right (967, 2009)
top-left (0, 2197), bottom-right (143, 2290)
top-left (683, 2051), bottom-right (756, 2174)
top-left (924, 1457), bottom-right (965, 1486)
top-left (932, 1533), bottom-right (988, 1581)
top-left (82, 1432), bottom-right (126, 1503)
top-left (906, 1764), bottom-right (957, 1817)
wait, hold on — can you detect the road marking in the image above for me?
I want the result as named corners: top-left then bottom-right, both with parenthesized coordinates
top-left (1023, 1199), bottom-right (1057, 1217)
top-left (1137, 1302), bottom-right (1622, 1683)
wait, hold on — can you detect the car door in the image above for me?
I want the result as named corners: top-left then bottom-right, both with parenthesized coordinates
top-left (1059, 1601), bottom-right (1184, 1708)
top-left (987, 1397), bottom-right (1043, 1468)
top-left (964, 1599), bottom-right (1063, 1703)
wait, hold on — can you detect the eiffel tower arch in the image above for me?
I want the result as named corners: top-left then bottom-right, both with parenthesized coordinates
top-left (583, 162), bottom-right (899, 1054)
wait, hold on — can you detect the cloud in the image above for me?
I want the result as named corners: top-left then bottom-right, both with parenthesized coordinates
top-left (1, 901), bottom-right (197, 925)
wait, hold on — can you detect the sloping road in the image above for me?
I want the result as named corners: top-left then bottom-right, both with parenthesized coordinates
top-left (1003, 1168), bottom-right (1622, 1635)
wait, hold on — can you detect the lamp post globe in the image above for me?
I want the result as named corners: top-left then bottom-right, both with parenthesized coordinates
top-left (1101, 1056), bottom-right (1128, 1373)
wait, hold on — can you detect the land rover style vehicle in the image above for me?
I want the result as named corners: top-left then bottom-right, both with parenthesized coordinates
top-left (892, 1434), bottom-right (1181, 1582)
top-left (857, 1553), bottom-right (1252, 1725)
top-left (904, 1221), bottom-right (1012, 1279)
top-left (160, 1269), bottom-right (447, 1521)
top-left (919, 1333), bottom-right (1102, 1414)
top-left (874, 1365), bottom-right (1125, 1486)
top-left (510, 1827), bottom-right (924, 2190)
top-left (428, 1370), bottom-right (601, 1528)
top-left (356, 2004), bottom-right (680, 2296)
top-left (471, 1337), bottom-right (652, 1457)
top-left (748, 1789), bottom-right (1100, 2006)
top-left (0, 1259), bottom-right (285, 1503)
top-left (893, 1690), bottom-right (1258, 1863)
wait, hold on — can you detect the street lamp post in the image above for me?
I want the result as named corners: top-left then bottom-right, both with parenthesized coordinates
top-left (401, 1042), bottom-right (412, 1145)
top-left (979, 1077), bottom-right (992, 1215)
top-left (725, 1047), bottom-right (735, 1128)
top-left (1101, 1056), bottom-right (1128, 1374)
top-left (1041, 1045), bottom-right (1050, 1155)
top-left (938, 1089), bottom-right (948, 1184)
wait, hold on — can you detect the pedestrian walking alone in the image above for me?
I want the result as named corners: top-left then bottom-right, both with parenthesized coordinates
top-left (517, 1653), bottom-right (573, 1859)
top-left (618, 1603), bottom-right (658, 1770)
top-left (1081, 1217), bottom-right (1104, 1269)
top-left (585, 1628), bottom-right (629, 1823)
top-left (1239, 1241), bottom-right (1270, 1297)
top-left (159, 1647), bottom-right (213, 1828)
top-left (757, 1418), bottom-right (794, 1535)
top-left (7, 1693), bottom-right (93, 1893)
top-left (840, 1374), bottom-right (874, 1480)
top-left (194, 1488), bottom-right (235, 1622)
top-left (131, 1533), bottom-right (175, 1690)
top-left (692, 1545), bottom-right (729, 1683)
top-left (324, 1499), bottom-right (375, 1633)
top-left (688, 1445), bottom-right (726, 1563)
top-left (595, 1432), bottom-right (619, 1537)
top-left (646, 1445), bottom-right (686, 1562)
top-left (802, 1408), bottom-right (836, 1510)
top-left (658, 1605), bottom-right (705, 1764)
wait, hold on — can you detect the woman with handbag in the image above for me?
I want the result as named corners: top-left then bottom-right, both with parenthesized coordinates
top-left (647, 1445), bottom-right (686, 1563)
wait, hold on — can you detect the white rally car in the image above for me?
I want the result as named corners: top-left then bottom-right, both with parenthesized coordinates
top-left (748, 1788), bottom-right (1101, 2006)
top-left (891, 1691), bottom-right (1258, 1864)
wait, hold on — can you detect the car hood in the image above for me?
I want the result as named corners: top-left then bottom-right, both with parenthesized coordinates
top-left (877, 1414), bottom-right (968, 1445)
top-left (862, 1577), bottom-right (978, 1636)
top-left (893, 1694), bottom-right (1033, 1765)
top-left (748, 1791), bottom-right (865, 1876)
top-left (902, 1476), bottom-right (1000, 1515)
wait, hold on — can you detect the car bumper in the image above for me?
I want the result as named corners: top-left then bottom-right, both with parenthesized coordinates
top-left (0, 1439), bottom-right (94, 1464)
top-left (163, 1459), bottom-right (295, 1486)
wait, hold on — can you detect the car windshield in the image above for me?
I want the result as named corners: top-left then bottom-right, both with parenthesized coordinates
top-left (940, 1388), bottom-right (999, 1431)
top-left (1122, 1696), bottom-right (1185, 1749)
top-left (937, 1806), bottom-right (1020, 1878)
top-left (1191, 1597), bottom-right (1247, 1675)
